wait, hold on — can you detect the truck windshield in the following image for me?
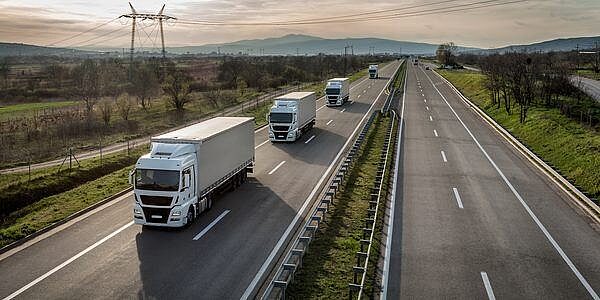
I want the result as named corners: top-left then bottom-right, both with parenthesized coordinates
top-left (369, 69), bottom-right (376, 73)
top-left (270, 112), bottom-right (293, 123)
top-left (136, 169), bottom-right (180, 191)
top-left (326, 88), bottom-right (340, 95)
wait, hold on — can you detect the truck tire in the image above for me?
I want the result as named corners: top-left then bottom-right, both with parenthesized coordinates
top-left (207, 195), bottom-right (213, 210)
top-left (185, 207), bottom-right (195, 227)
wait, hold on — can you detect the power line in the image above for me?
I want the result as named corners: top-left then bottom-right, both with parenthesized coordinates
top-left (46, 17), bottom-right (120, 47)
top-left (176, 0), bottom-right (530, 26)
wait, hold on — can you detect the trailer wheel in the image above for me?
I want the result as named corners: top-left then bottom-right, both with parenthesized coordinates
top-left (207, 195), bottom-right (213, 210)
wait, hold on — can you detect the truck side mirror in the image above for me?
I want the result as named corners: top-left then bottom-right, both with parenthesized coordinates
top-left (128, 169), bottom-right (135, 186)
top-left (183, 173), bottom-right (191, 190)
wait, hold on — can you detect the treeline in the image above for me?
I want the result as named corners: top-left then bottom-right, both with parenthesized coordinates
top-left (468, 52), bottom-right (599, 126)
top-left (218, 55), bottom-right (390, 90)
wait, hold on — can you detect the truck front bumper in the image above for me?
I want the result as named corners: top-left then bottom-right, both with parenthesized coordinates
top-left (269, 130), bottom-right (298, 142)
top-left (133, 203), bottom-right (188, 227)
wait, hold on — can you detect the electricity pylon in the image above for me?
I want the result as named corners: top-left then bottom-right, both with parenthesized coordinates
top-left (120, 2), bottom-right (176, 66)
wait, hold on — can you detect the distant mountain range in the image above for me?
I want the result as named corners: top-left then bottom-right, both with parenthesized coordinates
top-left (167, 34), bottom-right (478, 55)
top-left (480, 36), bottom-right (600, 54)
top-left (1, 34), bottom-right (598, 57)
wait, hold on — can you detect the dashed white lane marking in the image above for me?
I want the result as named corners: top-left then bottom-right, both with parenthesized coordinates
top-left (255, 140), bottom-right (269, 149)
top-left (305, 135), bottom-right (316, 144)
top-left (441, 150), bottom-right (448, 163)
top-left (434, 129), bottom-right (439, 137)
top-left (326, 119), bottom-right (333, 126)
top-left (193, 210), bottom-right (231, 241)
top-left (480, 272), bottom-right (496, 300)
top-left (268, 161), bottom-right (286, 175)
top-left (453, 187), bottom-right (464, 209)
top-left (429, 115), bottom-right (433, 122)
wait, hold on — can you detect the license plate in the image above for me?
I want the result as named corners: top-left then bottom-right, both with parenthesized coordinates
top-left (151, 215), bottom-right (163, 219)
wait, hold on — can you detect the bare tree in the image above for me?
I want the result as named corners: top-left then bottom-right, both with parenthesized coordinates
top-left (0, 58), bottom-right (10, 88)
top-left (204, 89), bottom-right (222, 108)
top-left (71, 59), bottom-right (100, 116)
top-left (162, 70), bottom-right (193, 111)
top-left (436, 42), bottom-right (458, 66)
top-left (116, 93), bottom-right (133, 121)
top-left (131, 62), bottom-right (160, 109)
top-left (99, 99), bottom-right (113, 126)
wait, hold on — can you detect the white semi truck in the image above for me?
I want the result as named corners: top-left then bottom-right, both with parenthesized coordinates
top-left (369, 64), bottom-right (379, 79)
top-left (268, 92), bottom-right (316, 142)
top-left (325, 78), bottom-right (350, 107)
top-left (130, 117), bottom-right (255, 227)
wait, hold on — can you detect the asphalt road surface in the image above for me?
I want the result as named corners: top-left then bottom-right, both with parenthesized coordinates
top-left (383, 63), bottom-right (600, 299)
top-left (572, 75), bottom-right (600, 102)
top-left (0, 61), bottom-right (402, 299)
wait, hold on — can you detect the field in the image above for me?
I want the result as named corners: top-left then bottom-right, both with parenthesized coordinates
top-left (0, 101), bottom-right (77, 120)
top-left (438, 69), bottom-right (600, 199)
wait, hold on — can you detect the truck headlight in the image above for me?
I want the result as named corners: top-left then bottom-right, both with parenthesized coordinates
top-left (172, 210), bottom-right (182, 217)
top-left (134, 208), bottom-right (142, 215)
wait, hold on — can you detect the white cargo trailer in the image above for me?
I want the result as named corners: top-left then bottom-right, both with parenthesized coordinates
top-left (325, 78), bottom-right (350, 107)
top-left (268, 92), bottom-right (316, 142)
top-left (130, 117), bottom-right (255, 227)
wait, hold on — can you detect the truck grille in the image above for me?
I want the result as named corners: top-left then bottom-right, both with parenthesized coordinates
top-left (274, 132), bottom-right (288, 140)
top-left (142, 207), bottom-right (170, 224)
top-left (272, 125), bottom-right (290, 132)
top-left (140, 195), bottom-right (173, 206)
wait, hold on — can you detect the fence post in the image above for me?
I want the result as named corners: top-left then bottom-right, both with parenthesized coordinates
top-left (100, 138), bottom-right (103, 167)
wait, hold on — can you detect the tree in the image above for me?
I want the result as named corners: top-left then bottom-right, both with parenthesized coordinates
top-left (99, 99), bottom-right (113, 126)
top-left (162, 70), bottom-right (193, 111)
top-left (0, 58), bottom-right (10, 88)
top-left (71, 59), bottom-right (100, 116)
top-left (131, 62), bottom-right (160, 109)
top-left (116, 93), bottom-right (133, 121)
top-left (204, 89), bottom-right (221, 108)
top-left (436, 42), bottom-right (458, 66)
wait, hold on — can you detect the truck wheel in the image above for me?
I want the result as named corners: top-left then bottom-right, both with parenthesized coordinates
top-left (185, 207), bottom-right (195, 227)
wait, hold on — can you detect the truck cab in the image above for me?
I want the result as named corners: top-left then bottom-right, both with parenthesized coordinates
top-left (369, 64), bottom-right (379, 79)
top-left (268, 92), bottom-right (316, 142)
top-left (131, 143), bottom-right (199, 227)
top-left (325, 78), bottom-right (350, 107)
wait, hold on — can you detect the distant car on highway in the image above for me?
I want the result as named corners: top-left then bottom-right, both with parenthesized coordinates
top-left (425, 66), bottom-right (430, 70)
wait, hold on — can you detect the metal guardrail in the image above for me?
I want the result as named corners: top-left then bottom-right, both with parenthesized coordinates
top-left (348, 110), bottom-right (397, 299)
top-left (262, 112), bottom-right (379, 299)
top-left (382, 61), bottom-right (406, 114)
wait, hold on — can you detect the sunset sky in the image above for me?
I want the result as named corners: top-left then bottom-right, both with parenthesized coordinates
top-left (0, 0), bottom-right (598, 49)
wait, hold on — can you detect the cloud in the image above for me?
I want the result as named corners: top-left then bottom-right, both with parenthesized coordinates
top-left (0, 0), bottom-right (598, 48)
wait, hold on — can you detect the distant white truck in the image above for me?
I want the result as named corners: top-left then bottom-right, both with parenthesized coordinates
top-left (130, 117), bottom-right (255, 227)
top-left (369, 64), bottom-right (379, 79)
top-left (268, 92), bottom-right (316, 142)
top-left (325, 77), bottom-right (350, 106)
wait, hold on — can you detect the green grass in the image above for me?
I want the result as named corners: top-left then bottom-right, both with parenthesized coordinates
top-left (0, 165), bottom-right (132, 248)
top-left (0, 101), bottom-right (78, 120)
top-left (576, 69), bottom-right (600, 81)
top-left (287, 114), bottom-right (391, 298)
top-left (438, 69), bottom-right (600, 199)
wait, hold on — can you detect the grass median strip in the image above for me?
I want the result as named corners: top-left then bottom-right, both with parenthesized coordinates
top-left (287, 113), bottom-right (393, 299)
top-left (438, 70), bottom-right (600, 200)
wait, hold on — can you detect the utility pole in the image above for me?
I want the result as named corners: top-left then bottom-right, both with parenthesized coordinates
top-left (576, 44), bottom-right (580, 70)
top-left (121, 2), bottom-right (176, 77)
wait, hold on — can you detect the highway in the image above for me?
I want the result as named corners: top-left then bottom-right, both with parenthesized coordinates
top-left (383, 62), bottom-right (600, 299)
top-left (0, 61), bottom-right (401, 299)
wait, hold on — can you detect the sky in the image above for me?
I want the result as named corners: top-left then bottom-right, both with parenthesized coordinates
top-left (0, 0), bottom-right (599, 49)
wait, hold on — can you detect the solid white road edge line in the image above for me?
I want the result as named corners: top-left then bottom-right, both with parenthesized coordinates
top-left (305, 135), bottom-right (316, 144)
top-left (453, 187), bottom-right (464, 209)
top-left (193, 210), bottom-right (231, 241)
top-left (480, 272), bottom-right (496, 300)
top-left (422, 68), bottom-right (599, 300)
top-left (268, 161), bottom-right (286, 175)
top-left (242, 61), bottom-right (401, 300)
top-left (3, 221), bottom-right (135, 300)
top-left (381, 61), bottom-right (407, 300)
